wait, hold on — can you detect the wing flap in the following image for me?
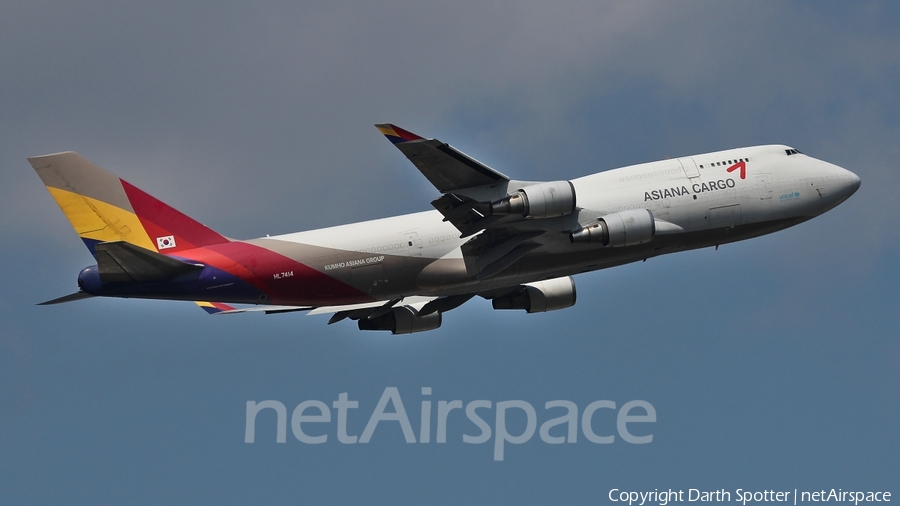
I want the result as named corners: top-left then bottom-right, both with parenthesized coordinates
top-left (418, 293), bottom-right (476, 316)
top-left (306, 296), bottom-right (435, 317)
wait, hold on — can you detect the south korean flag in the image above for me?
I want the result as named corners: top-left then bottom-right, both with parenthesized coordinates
top-left (156, 235), bottom-right (177, 250)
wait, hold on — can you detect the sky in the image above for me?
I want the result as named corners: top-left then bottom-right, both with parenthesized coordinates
top-left (1, 1), bottom-right (898, 504)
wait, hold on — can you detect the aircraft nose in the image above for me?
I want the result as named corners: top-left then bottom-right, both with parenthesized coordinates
top-left (828, 165), bottom-right (861, 204)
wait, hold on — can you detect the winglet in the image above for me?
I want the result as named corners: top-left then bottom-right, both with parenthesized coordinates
top-left (375, 124), bottom-right (424, 145)
top-left (374, 124), bottom-right (509, 192)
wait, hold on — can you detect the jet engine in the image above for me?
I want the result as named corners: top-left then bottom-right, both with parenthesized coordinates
top-left (569, 209), bottom-right (655, 247)
top-left (357, 306), bottom-right (442, 334)
top-left (491, 181), bottom-right (576, 218)
top-left (492, 276), bottom-right (577, 313)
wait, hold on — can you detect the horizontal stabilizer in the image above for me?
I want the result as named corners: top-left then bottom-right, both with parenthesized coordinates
top-left (195, 300), bottom-right (314, 315)
top-left (206, 305), bottom-right (312, 315)
top-left (96, 241), bottom-right (203, 283)
top-left (376, 124), bottom-right (509, 192)
top-left (38, 291), bottom-right (94, 305)
top-left (195, 301), bottom-right (236, 314)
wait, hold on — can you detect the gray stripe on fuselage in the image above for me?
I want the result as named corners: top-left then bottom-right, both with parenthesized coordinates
top-left (244, 216), bottom-right (807, 301)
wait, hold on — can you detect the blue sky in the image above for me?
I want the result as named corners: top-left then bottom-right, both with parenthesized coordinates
top-left (1, 2), bottom-right (897, 504)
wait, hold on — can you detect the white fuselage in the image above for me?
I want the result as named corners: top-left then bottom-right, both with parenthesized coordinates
top-left (260, 145), bottom-right (858, 300)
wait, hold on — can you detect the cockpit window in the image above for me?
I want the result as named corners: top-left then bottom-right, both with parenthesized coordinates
top-left (785, 148), bottom-right (803, 156)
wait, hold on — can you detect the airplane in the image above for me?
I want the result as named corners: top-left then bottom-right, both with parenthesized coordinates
top-left (31, 124), bottom-right (860, 333)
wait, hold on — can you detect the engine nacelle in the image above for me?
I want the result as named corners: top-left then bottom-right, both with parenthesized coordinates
top-left (357, 305), bottom-right (442, 334)
top-left (492, 276), bottom-right (577, 313)
top-left (491, 181), bottom-right (576, 218)
top-left (569, 209), bottom-right (655, 247)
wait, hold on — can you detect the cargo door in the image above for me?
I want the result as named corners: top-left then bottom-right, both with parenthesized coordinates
top-left (709, 204), bottom-right (742, 230)
top-left (679, 157), bottom-right (701, 179)
top-left (404, 231), bottom-right (423, 257)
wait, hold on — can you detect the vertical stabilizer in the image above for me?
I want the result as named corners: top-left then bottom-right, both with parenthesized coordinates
top-left (29, 152), bottom-right (229, 256)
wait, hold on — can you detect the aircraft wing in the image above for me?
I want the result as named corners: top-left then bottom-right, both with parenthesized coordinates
top-left (308, 296), bottom-right (436, 324)
top-left (196, 296), bottom-right (439, 323)
top-left (378, 124), bottom-right (575, 279)
top-left (377, 124), bottom-right (532, 236)
top-left (381, 124), bottom-right (672, 280)
top-left (375, 124), bottom-right (509, 192)
top-left (197, 283), bottom-right (567, 328)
